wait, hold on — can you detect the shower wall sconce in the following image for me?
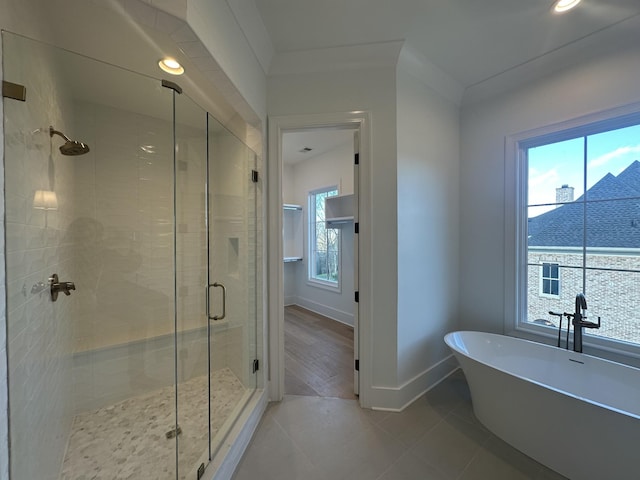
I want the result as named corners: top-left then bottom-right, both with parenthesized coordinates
top-left (33, 190), bottom-right (58, 210)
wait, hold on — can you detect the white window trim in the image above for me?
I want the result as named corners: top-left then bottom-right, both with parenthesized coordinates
top-left (504, 100), bottom-right (640, 363)
top-left (307, 186), bottom-right (341, 291)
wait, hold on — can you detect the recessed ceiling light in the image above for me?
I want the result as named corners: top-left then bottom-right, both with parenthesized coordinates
top-left (553, 0), bottom-right (581, 13)
top-left (158, 57), bottom-right (184, 75)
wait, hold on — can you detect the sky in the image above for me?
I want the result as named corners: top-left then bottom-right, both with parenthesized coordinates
top-left (528, 123), bottom-right (640, 215)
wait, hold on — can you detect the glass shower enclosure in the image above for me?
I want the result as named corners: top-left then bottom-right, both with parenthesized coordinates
top-left (2, 32), bottom-right (260, 479)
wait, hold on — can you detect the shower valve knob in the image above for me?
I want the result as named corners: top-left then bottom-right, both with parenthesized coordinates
top-left (49, 274), bottom-right (76, 302)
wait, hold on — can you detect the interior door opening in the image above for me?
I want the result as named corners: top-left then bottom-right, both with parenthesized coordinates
top-left (281, 127), bottom-right (359, 399)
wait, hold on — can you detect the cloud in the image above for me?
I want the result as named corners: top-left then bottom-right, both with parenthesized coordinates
top-left (529, 168), bottom-right (558, 188)
top-left (527, 168), bottom-right (560, 209)
top-left (588, 145), bottom-right (640, 168)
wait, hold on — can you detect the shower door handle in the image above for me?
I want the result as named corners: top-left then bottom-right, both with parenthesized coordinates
top-left (207, 282), bottom-right (226, 321)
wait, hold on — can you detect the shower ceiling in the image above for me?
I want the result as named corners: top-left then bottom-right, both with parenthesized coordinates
top-left (35, 0), bottom-right (240, 129)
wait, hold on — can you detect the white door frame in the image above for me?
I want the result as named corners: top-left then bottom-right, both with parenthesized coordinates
top-left (267, 111), bottom-right (371, 407)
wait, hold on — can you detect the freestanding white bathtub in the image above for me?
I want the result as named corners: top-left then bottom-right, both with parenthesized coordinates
top-left (444, 331), bottom-right (640, 480)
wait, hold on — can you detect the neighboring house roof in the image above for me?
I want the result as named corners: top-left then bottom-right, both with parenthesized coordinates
top-left (528, 160), bottom-right (640, 248)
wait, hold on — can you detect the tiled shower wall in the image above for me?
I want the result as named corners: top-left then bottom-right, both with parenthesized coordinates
top-left (72, 101), bottom-right (177, 352)
top-left (4, 35), bottom-right (76, 479)
top-left (209, 131), bottom-right (257, 387)
top-left (71, 100), bottom-right (211, 412)
top-left (0, 33), bottom-right (8, 480)
top-left (71, 101), bottom-right (258, 412)
top-left (3, 33), bottom-right (262, 478)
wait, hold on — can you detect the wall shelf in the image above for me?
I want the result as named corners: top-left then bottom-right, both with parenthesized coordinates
top-left (283, 204), bottom-right (303, 262)
top-left (325, 194), bottom-right (354, 227)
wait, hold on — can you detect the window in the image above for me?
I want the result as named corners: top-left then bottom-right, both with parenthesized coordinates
top-left (540, 263), bottom-right (560, 296)
top-left (308, 187), bottom-right (339, 287)
top-left (514, 112), bottom-right (640, 348)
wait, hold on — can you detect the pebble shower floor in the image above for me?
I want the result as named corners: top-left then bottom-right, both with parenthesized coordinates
top-left (59, 368), bottom-right (245, 479)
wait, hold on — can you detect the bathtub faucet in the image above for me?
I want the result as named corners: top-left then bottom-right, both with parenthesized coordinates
top-left (568, 293), bottom-right (601, 353)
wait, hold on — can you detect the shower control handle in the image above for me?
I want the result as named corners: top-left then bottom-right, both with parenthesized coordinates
top-left (49, 273), bottom-right (76, 302)
top-left (207, 282), bottom-right (226, 321)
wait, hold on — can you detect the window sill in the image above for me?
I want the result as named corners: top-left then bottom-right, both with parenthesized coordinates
top-left (307, 278), bottom-right (341, 293)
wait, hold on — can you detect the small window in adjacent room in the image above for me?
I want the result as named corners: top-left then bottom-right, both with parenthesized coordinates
top-left (540, 262), bottom-right (560, 296)
top-left (308, 187), bottom-right (340, 288)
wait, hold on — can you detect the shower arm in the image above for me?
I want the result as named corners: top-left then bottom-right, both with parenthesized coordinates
top-left (49, 126), bottom-right (72, 142)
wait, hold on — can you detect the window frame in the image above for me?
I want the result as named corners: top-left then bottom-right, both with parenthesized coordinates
top-left (539, 262), bottom-right (560, 298)
top-left (307, 186), bottom-right (341, 291)
top-left (505, 101), bottom-right (640, 360)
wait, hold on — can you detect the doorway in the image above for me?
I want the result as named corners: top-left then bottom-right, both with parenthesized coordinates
top-left (268, 112), bottom-right (370, 406)
top-left (281, 129), bottom-right (357, 399)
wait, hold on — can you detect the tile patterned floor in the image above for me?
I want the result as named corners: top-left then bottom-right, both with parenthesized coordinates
top-left (60, 368), bottom-right (245, 480)
top-left (232, 371), bottom-right (568, 480)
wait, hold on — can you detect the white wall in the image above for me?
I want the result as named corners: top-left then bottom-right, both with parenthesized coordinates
top-left (268, 67), bottom-right (399, 388)
top-left (188, 0), bottom-right (268, 121)
top-left (284, 140), bottom-right (355, 325)
top-left (396, 58), bottom-right (460, 386)
top-left (459, 44), bottom-right (640, 336)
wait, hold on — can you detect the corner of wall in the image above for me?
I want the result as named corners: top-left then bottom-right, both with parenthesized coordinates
top-left (397, 43), bottom-right (464, 106)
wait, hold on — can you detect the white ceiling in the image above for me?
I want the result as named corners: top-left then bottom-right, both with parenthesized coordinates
top-left (254, 0), bottom-right (640, 89)
top-left (283, 129), bottom-right (354, 165)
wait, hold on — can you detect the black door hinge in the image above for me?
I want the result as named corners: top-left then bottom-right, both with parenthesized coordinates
top-left (354, 291), bottom-right (359, 303)
top-left (253, 358), bottom-right (260, 373)
top-left (354, 153), bottom-right (360, 165)
top-left (355, 359), bottom-right (359, 371)
top-left (197, 463), bottom-right (205, 479)
top-left (251, 170), bottom-right (259, 183)
top-left (354, 222), bottom-right (359, 234)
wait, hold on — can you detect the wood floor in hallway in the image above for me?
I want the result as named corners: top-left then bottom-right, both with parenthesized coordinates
top-left (284, 305), bottom-right (356, 400)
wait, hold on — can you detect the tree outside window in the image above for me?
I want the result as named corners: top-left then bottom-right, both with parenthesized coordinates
top-left (309, 187), bottom-right (339, 286)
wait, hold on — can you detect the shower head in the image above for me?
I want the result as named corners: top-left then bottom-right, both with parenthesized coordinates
top-left (49, 126), bottom-right (90, 156)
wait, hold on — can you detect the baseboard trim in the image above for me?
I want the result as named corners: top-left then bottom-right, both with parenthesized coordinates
top-left (369, 354), bottom-right (459, 412)
top-left (207, 388), bottom-right (268, 480)
top-left (292, 297), bottom-right (354, 326)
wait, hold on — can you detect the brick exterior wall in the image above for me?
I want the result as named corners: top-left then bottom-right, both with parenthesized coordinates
top-left (528, 250), bottom-right (640, 344)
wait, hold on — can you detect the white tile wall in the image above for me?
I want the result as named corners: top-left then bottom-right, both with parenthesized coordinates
top-left (3, 34), bottom-right (75, 480)
top-left (0, 31), bottom-right (8, 480)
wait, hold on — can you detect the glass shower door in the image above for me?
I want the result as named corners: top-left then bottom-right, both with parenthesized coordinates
top-left (174, 89), bottom-right (210, 478)
top-left (2, 33), bottom-right (179, 479)
top-left (207, 114), bottom-right (259, 457)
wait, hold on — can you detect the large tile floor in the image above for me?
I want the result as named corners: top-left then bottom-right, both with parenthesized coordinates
top-left (232, 371), bottom-right (567, 480)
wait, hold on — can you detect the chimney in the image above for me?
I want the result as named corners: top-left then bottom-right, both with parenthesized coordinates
top-left (556, 184), bottom-right (574, 204)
